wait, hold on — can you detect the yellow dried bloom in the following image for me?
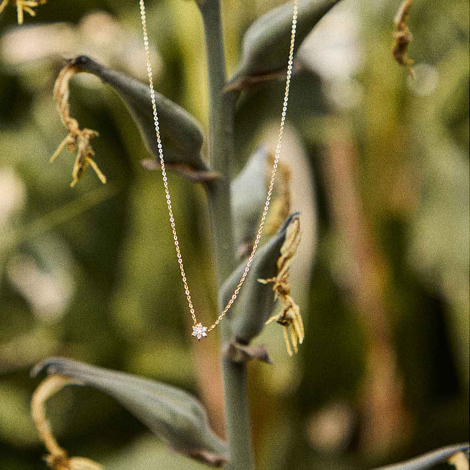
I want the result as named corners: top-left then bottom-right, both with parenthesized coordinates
top-left (50, 62), bottom-right (106, 187)
top-left (31, 375), bottom-right (104, 470)
top-left (393, 0), bottom-right (415, 77)
top-left (448, 452), bottom-right (469, 470)
top-left (0, 0), bottom-right (47, 25)
top-left (265, 153), bottom-right (291, 236)
top-left (260, 215), bottom-right (304, 356)
top-left (265, 292), bottom-right (304, 356)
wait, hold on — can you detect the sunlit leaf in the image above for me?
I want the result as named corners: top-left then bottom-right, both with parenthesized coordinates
top-left (372, 443), bottom-right (469, 470)
top-left (228, 0), bottom-right (341, 89)
top-left (32, 357), bottom-right (228, 467)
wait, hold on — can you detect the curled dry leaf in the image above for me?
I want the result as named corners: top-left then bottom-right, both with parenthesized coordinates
top-left (31, 375), bottom-right (104, 470)
top-left (0, 0), bottom-right (47, 25)
top-left (50, 62), bottom-right (107, 188)
top-left (260, 215), bottom-right (304, 356)
top-left (393, 0), bottom-right (415, 77)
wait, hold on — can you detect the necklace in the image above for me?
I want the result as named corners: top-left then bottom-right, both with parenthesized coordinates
top-left (139, 0), bottom-right (299, 340)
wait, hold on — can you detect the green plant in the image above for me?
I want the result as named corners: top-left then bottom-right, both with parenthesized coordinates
top-left (0, 0), bottom-right (467, 469)
top-left (30, 1), bottom-right (339, 468)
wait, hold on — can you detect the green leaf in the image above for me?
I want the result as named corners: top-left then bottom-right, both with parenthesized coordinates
top-left (69, 55), bottom-right (210, 175)
top-left (231, 146), bottom-right (270, 252)
top-left (220, 213), bottom-right (299, 344)
top-left (32, 357), bottom-right (228, 467)
top-left (372, 443), bottom-right (469, 470)
top-left (228, 0), bottom-right (341, 89)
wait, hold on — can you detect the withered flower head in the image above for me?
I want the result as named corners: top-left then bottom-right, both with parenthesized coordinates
top-left (393, 0), bottom-right (415, 77)
top-left (50, 62), bottom-right (106, 188)
top-left (31, 375), bottom-right (104, 470)
top-left (260, 215), bottom-right (304, 356)
top-left (0, 0), bottom-right (47, 25)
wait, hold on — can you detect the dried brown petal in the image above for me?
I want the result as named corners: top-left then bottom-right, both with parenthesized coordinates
top-left (261, 217), bottom-right (303, 355)
top-left (393, 0), bottom-right (416, 77)
top-left (277, 215), bottom-right (301, 279)
top-left (50, 63), bottom-right (106, 187)
top-left (265, 299), bottom-right (305, 357)
top-left (0, 0), bottom-right (47, 25)
top-left (265, 154), bottom-right (292, 236)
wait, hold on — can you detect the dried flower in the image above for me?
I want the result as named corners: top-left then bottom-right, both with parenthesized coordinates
top-left (448, 451), bottom-right (469, 470)
top-left (265, 153), bottom-right (292, 236)
top-left (260, 215), bottom-right (304, 355)
top-left (393, 0), bottom-right (415, 77)
top-left (31, 375), bottom-right (104, 470)
top-left (0, 0), bottom-right (47, 25)
top-left (50, 61), bottom-right (106, 187)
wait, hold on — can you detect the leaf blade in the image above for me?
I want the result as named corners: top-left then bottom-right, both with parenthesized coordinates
top-left (231, 146), bottom-right (270, 252)
top-left (69, 55), bottom-right (209, 173)
top-left (229, 0), bottom-right (341, 89)
top-left (371, 444), bottom-right (469, 470)
top-left (220, 213), bottom-right (300, 344)
top-left (32, 357), bottom-right (228, 467)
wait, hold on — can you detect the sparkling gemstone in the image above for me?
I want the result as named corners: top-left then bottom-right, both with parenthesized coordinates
top-left (192, 323), bottom-right (208, 340)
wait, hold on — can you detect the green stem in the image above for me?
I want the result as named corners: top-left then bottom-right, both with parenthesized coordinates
top-left (198, 1), bottom-right (254, 469)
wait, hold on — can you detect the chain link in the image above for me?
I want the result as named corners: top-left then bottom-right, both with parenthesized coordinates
top-left (139, 0), bottom-right (299, 333)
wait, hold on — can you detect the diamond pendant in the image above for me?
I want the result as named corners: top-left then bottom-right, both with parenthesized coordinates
top-left (192, 323), bottom-right (208, 340)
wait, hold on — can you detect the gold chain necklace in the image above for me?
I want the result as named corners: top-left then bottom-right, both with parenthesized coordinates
top-left (139, 0), bottom-right (299, 340)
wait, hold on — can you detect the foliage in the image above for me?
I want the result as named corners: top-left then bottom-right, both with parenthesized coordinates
top-left (0, 0), bottom-right (468, 469)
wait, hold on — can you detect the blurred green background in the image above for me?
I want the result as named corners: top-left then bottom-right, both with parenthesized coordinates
top-left (0, 0), bottom-right (468, 469)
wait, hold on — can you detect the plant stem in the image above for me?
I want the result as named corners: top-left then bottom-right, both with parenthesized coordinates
top-left (198, 1), bottom-right (255, 469)
top-left (199, 0), bottom-right (234, 283)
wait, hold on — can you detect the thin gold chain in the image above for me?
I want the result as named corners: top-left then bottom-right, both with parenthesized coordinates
top-left (139, 0), bottom-right (299, 336)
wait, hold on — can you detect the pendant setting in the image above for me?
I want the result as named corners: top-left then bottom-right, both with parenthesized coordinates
top-left (192, 323), bottom-right (208, 340)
